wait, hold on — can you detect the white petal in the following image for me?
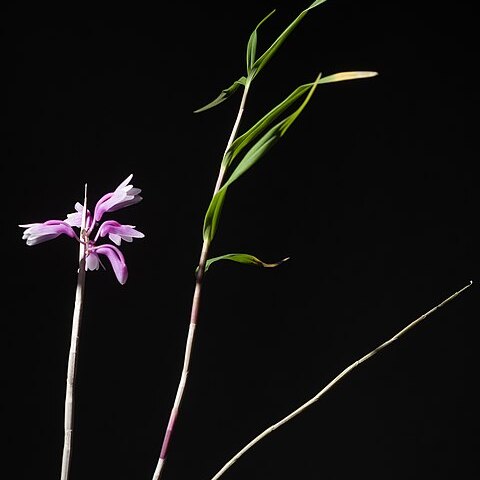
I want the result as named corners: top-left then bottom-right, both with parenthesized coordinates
top-left (86, 253), bottom-right (100, 271)
top-left (108, 233), bottom-right (122, 245)
top-left (116, 174), bottom-right (133, 190)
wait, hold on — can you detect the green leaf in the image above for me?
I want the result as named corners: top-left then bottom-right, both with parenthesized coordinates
top-left (203, 76), bottom-right (321, 243)
top-left (221, 71), bottom-right (377, 170)
top-left (195, 0), bottom-right (327, 114)
top-left (222, 74), bottom-right (321, 189)
top-left (202, 129), bottom-right (274, 242)
top-left (223, 130), bottom-right (279, 189)
top-left (194, 0), bottom-right (334, 113)
top-left (202, 129), bottom-right (277, 243)
top-left (202, 70), bottom-right (376, 242)
top-left (203, 187), bottom-right (228, 242)
top-left (203, 124), bottom-right (281, 243)
top-left (308, 0), bottom-right (330, 7)
top-left (205, 253), bottom-right (290, 272)
top-left (278, 72), bottom-right (321, 136)
top-left (246, 31), bottom-right (257, 74)
top-left (318, 71), bottom-right (378, 84)
top-left (194, 77), bottom-right (247, 113)
top-left (223, 80), bottom-right (320, 170)
top-left (246, 9), bottom-right (276, 74)
top-left (249, 0), bottom-right (328, 80)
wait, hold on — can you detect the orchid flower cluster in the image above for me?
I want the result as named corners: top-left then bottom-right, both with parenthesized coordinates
top-left (19, 174), bottom-right (144, 284)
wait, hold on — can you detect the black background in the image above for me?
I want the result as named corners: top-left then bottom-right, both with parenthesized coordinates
top-left (2, 1), bottom-right (477, 479)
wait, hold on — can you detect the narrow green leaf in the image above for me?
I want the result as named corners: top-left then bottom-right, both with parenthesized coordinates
top-left (195, 1), bottom-right (330, 114)
top-left (203, 130), bottom-right (278, 242)
top-left (222, 74), bottom-right (321, 190)
top-left (205, 253), bottom-right (290, 272)
top-left (278, 72), bottom-right (321, 136)
top-left (318, 71), bottom-right (378, 84)
top-left (246, 31), bottom-right (258, 74)
top-left (194, 77), bottom-right (247, 113)
top-left (202, 69), bottom-right (377, 242)
top-left (223, 80), bottom-right (319, 170)
top-left (249, 0), bottom-right (328, 80)
top-left (223, 131), bottom-right (279, 189)
top-left (222, 71), bottom-right (378, 170)
top-left (307, 0), bottom-right (330, 8)
top-left (203, 187), bottom-right (228, 242)
top-left (203, 124), bottom-right (282, 242)
top-left (246, 9), bottom-right (276, 73)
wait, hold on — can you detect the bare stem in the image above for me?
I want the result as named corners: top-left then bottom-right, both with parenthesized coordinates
top-left (60, 184), bottom-right (88, 480)
top-left (209, 281), bottom-right (473, 480)
top-left (151, 83), bottom-right (251, 480)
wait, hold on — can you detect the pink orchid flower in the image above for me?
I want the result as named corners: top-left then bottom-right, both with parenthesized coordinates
top-left (19, 174), bottom-right (144, 284)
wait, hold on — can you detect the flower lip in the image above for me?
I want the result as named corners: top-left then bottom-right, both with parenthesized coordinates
top-left (89, 243), bottom-right (128, 284)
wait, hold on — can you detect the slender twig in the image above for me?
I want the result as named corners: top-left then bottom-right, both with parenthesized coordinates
top-left (151, 82), bottom-right (252, 480)
top-left (60, 184), bottom-right (88, 480)
top-left (209, 280), bottom-right (473, 480)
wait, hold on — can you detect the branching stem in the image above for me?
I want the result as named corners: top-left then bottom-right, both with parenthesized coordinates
top-left (209, 281), bottom-right (473, 480)
top-left (151, 82), bottom-right (251, 480)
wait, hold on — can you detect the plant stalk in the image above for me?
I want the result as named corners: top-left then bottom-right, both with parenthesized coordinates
top-left (151, 83), bottom-right (251, 480)
top-left (209, 280), bottom-right (473, 480)
top-left (60, 184), bottom-right (88, 480)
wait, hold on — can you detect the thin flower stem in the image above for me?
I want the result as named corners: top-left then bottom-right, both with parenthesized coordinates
top-left (209, 280), bottom-right (473, 480)
top-left (152, 82), bottom-right (252, 480)
top-left (60, 184), bottom-right (88, 480)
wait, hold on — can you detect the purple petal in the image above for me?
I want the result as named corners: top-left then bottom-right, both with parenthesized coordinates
top-left (97, 220), bottom-right (145, 245)
top-left (92, 244), bottom-right (128, 284)
top-left (93, 174), bottom-right (143, 223)
top-left (19, 220), bottom-right (77, 246)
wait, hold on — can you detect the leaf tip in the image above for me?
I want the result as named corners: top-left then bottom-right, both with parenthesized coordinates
top-left (266, 256), bottom-right (290, 268)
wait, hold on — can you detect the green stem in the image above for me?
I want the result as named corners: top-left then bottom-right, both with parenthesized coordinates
top-left (151, 81), bottom-right (252, 480)
top-left (209, 281), bottom-right (473, 480)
